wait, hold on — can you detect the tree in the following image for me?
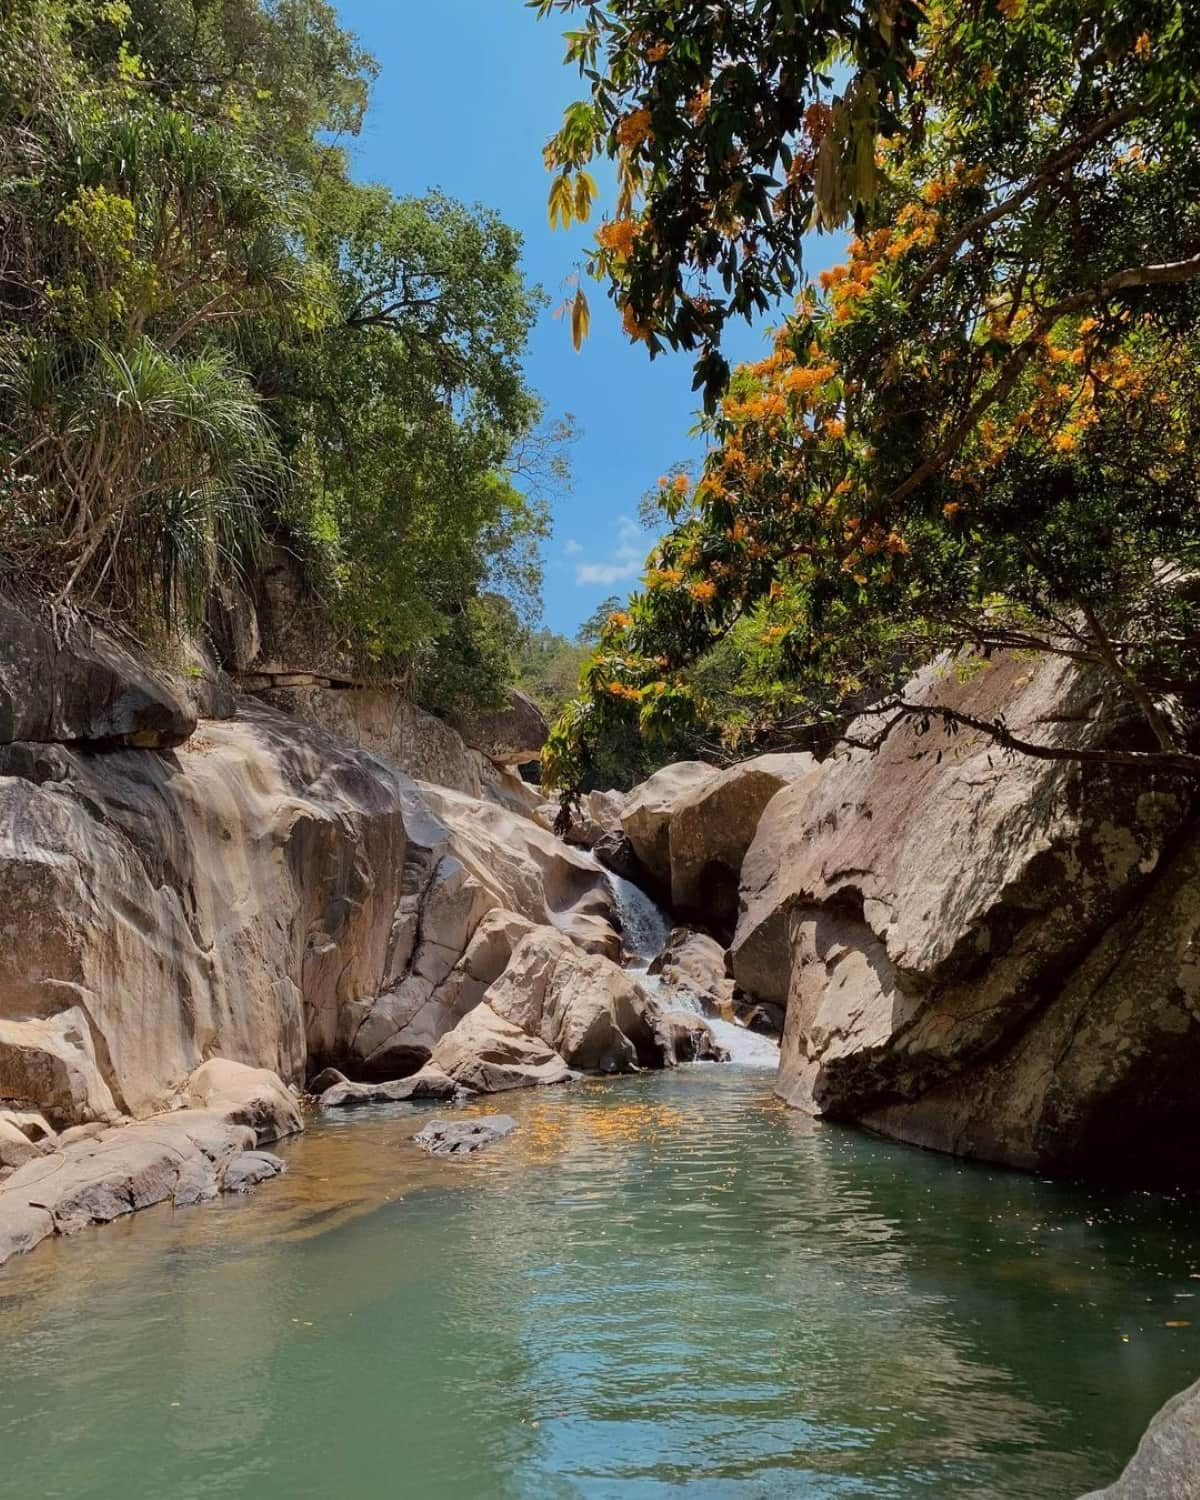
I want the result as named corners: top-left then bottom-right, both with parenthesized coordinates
top-left (542, 1), bottom-right (1200, 792)
top-left (0, 0), bottom-right (562, 713)
top-left (533, 0), bottom-right (921, 406)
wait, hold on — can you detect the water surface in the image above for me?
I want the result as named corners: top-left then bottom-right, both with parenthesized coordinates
top-left (2, 1068), bottom-right (1199, 1499)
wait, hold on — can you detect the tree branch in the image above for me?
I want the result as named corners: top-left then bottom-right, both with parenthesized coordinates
top-left (844, 698), bottom-right (1200, 777)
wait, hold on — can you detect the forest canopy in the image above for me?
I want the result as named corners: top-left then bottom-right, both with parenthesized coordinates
top-left (0, 0), bottom-right (561, 707)
top-left (536, 0), bottom-right (1200, 792)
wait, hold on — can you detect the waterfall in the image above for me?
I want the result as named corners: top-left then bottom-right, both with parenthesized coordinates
top-left (602, 866), bottom-right (780, 1069)
top-left (605, 870), bottom-right (672, 968)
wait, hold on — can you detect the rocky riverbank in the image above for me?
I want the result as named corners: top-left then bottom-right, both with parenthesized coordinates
top-left (0, 592), bottom-right (723, 1267)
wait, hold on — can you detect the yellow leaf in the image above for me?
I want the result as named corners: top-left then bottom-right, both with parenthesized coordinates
top-left (570, 288), bottom-right (590, 352)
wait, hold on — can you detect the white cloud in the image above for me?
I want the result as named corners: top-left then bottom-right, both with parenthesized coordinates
top-left (563, 538), bottom-right (583, 555)
top-left (573, 515), bottom-right (646, 587)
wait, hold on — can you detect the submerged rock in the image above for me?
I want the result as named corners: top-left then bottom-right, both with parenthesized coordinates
top-left (0, 1058), bottom-right (299, 1265)
top-left (413, 1115), bottom-right (518, 1156)
top-left (221, 1150), bottom-right (286, 1194)
top-left (1080, 1377), bottom-right (1200, 1498)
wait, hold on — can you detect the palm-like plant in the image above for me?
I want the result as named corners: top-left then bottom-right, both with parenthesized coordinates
top-left (0, 336), bottom-right (276, 623)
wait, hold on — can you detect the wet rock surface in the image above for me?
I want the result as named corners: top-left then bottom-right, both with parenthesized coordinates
top-left (413, 1115), bottom-right (518, 1156)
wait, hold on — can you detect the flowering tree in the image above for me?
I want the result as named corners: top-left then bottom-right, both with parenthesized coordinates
top-left (540, 1), bottom-right (1200, 792)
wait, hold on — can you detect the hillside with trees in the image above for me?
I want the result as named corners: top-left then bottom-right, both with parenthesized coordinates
top-left (0, 0), bottom-right (562, 712)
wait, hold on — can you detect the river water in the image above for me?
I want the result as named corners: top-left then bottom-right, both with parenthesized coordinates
top-left (2, 1066), bottom-right (1199, 1499)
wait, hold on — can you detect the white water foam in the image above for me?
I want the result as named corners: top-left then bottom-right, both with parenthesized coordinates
top-left (603, 865), bottom-right (780, 1069)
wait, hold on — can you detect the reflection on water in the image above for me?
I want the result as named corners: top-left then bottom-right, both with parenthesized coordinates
top-left (2, 1068), bottom-right (1199, 1499)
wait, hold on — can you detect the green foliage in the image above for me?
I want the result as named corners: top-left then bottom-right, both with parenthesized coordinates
top-left (534, 0), bottom-right (922, 407)
top-left (544, 0), bottom-right (1200, 790)
top-left (0, 0), bottom-right (560, 711)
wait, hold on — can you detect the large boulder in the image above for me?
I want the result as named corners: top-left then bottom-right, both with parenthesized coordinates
top-left (669, 753), bottom-right (819, 936)
top-left (537, 788), bottom-right (627, 850)
top-left (649, 927), bottom-right (735, 1016)
top-left (449, 690), bottom-right (548, 767)
top-left (741, 652), bottom-right (1199, 1180)
top-left (255, 683), bottom-right (483, 797)
top-left (472, 752), bottom-right (545, 819)
top-left (184, 1058), bottom-right (302, 1144)
top-left (429, 1003), bottom-right (573, 1093)
top-left (0, 595), bottom-right (195, 748)
top-left (485, 926), bottom-right (666, 1074)
top-left (418, 784), bottom-right (619, 959)
top-left (620, 761), bottom-right (719, 889)
top-left (0, 683), bottom-right (624, 1124)
top-left (1080, 1378), bottom-right (1200, 1498)
top-left (0, 1008), bottom-right (121, 1129)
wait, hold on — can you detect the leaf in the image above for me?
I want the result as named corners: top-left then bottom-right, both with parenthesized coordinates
top-left (570, 288), bottom-right (590, 351)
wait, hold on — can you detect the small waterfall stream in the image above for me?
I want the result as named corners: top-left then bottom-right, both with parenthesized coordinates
top-left (604, 866), bottom-right (781, 1069)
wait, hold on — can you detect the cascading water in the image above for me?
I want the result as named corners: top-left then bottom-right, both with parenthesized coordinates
top-left (604, 865), bottom-right (780, 1068)
top-left (605, 869), bottom-right (672, 966)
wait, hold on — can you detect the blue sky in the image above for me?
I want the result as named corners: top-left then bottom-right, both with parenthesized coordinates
top-left (333, 0), bottom-right (844, 636)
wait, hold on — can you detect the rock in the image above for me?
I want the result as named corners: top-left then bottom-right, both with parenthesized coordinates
top-left (413, 1115), bottom-right (518, 1156)
top-left (164, 636), bottom-right (237, 723)
top-left (735, 1001), bottom-right (785, 1039)
top-left (418, 784), bottom-right (620, 959)
top-left (308, 1066), bottom-right (349, 1095)
top-left (593, 830), bottom-right (646, 884)
top-left (54, 1121), bottom-right (110, 1149)
top-left (539, 788), bottom-right (627, 849)
top-left (0, 1108), bottom-right (54, 1145)
top-left (0, 1009), bottom-right (119, 1129)
top-left (0, 1115), bottom-right (44, 1170)
top-left (0, 1201), bottom-right (55, 1264)
top-left (0, 594), bottom-right (196, 748)
top-left (1080, 1377), bottom-right (1200, 1498)
top-left (473, 753), bottom-right (545, 819)
top-left (750, 651), bottom-right (1200, 1180)
top-left (485, 926), bottom-right (667, 1074)
top-left (255, 683), bottom-right (483, 797)
top-left (620, 761), bottom-right (719, 889)
top-left (221, 1150), bottom-right (286, 1193)
top-left (0, 1109), bottom-right (250, 1247)
top-left (318, 1065), bottom-right (460, 1109)
top-left (669, 753), bottom-right (819, 936)
top-left (649, 928), bottom-right (735, 1015)
top-left (206, 578), bottom-right (261, 674)
top-left (731, 775), bottom-right (819, 1008)
top-left (449, 690), bottom-right (548, 767)
top-left (655, 1011), bottom-right (729, 1064)
top-left (185, 1060), bottom-right (303, 1145)
top-left (172, 1156), bottom-right (219, 1207)
top-left (0, 666), bottom-right (622, 1128)
top-left (249, 542), bottom-right (358, 682)
top-left (430, 1004), bottom-right (573, 1093)
top-left (0, 1095), bottom-right (297, 1263)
